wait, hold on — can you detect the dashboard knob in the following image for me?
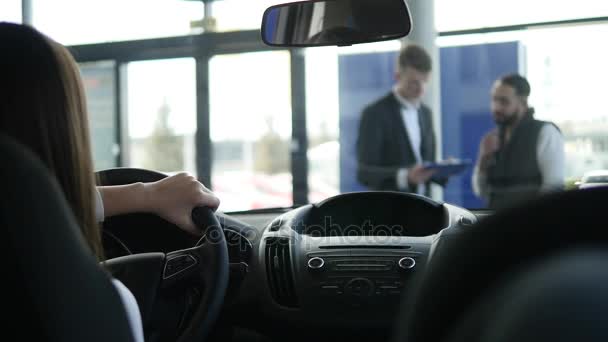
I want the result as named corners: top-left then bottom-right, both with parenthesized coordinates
top-left (308, 257), bottom-right (325, 269)
top-left (345, 278), bottom-right (374, 297)
top-left (459, 215), bottom-right (475, 226)
top-left (398, 257), bottom-right (416, 270)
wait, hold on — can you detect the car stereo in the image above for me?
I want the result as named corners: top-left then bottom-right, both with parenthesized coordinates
top-left (303, 250), bottom-right (422, 306)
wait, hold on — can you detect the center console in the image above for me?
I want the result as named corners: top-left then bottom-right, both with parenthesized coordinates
top-left (260, 192), bottom-right (476, 325)
top-left (304, 247), bottom-right (423, 305)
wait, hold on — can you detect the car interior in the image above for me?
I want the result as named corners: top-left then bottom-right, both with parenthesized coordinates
top-left (4, 0), bottom-right (608, 342)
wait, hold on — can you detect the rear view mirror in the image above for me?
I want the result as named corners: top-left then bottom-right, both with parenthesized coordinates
top-left (261, 0), bottom-right (412, 47)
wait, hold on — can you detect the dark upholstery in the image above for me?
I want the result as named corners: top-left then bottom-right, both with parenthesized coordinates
top-left (2, 134), bottom-right (134, 342)
top-left (477, 250), bottom-right (608, 342)
top-left (438, 249), bottom-right (608, 342)
top-left (394, 185), bottom-right (608, 342)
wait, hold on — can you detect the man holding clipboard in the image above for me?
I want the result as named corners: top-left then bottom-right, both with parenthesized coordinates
top-left (357, 45), bottom-right (468, 196)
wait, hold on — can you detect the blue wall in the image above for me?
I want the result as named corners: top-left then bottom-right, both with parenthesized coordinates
top-left (440, 42), bottom-right (521, 208)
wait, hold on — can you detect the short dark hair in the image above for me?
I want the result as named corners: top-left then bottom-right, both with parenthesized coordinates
top-left (398, 44), bottom-right (432, 73)
top-left (499, 73), bottom-right (531, 97)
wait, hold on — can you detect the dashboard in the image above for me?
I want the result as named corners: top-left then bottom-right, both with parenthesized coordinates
top-left (300, 192), bottom-right (448, 236)
top-left (102, 191), bottom-right (479, 340)
top-left (250, 192), bottom-right (476, 329)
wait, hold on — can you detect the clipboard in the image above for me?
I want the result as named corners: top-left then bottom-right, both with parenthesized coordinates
top-left (422, 159), bottom-right (472, 178)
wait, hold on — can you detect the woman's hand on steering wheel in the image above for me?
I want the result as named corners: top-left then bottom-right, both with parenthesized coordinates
top-left (144, 172), bottom-right (220, 236)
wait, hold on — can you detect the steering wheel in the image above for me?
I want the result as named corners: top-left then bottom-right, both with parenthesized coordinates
top-left (97, 168), bottom-right (229, 342)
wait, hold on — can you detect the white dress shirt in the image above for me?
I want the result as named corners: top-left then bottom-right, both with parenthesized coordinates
top-left (112, 279), bottom-right (145, 342)
top-left (95, 187), bottom-right (105, 223)
top-left (97, 189), bottom-right (145, 342)
top-left (392, 87), bottom-right (426, 194)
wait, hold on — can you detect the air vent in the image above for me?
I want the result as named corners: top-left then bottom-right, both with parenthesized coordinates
top-left (319, 245), bottom-right (411, 250)
top-left (265, 237), bottom-right (298, 307)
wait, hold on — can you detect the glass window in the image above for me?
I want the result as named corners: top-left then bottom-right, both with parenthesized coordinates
top-left (124, 58), bottom-right (197, 175)
top-left (314, 23), bottom-right (608, 210)
top-left (210, 0), bottom-right (285, 32)
top-left (305, 41), bottom-right (402, 203)
top-left (306, 47), bottom-right (340, 203)
top-left (0, 0), bottom-right (21, 23)
top-left (436, 0), bottom-right (608, 32)
top-left (209, 51), bottom-right (292, 211)
top-left (435, 23), bottom-right (608, 208)
top-left (80, 61), bottom-right (118, 170)
top-left (523, 24), bottom-right (608, 187)
top-left (32, 0), bottom-right (203, 45)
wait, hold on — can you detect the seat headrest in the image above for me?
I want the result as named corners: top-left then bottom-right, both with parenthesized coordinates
top-left (1, 134), bottom-right (134, 342)
top-left (395, 185), bottom-right (608, 342)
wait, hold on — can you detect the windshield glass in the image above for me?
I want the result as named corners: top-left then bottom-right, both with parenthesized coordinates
top-left (11, 0), bottom-right (607, 212)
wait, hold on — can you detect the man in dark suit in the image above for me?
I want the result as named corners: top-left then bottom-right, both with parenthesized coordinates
top-left (357, 44), bottom-right (441, 196)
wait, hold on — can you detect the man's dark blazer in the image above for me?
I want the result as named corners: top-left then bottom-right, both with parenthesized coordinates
top-left (356, 92), bottom-right (440, 194)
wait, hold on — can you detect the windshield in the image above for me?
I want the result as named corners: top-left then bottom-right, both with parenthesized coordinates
top-left (6, 0), bottom-right (606, 212)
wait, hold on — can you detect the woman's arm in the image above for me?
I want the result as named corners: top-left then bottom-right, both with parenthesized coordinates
top-left (98, 172), bottom-right (220, 235)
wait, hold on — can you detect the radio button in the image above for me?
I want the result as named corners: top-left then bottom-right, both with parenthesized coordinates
top-left (398, 257), bottom-right (416, 270)
top-left (345, 278), bottom-right (374, 297)
top-left (308, 257), bottom-right (325, 269)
